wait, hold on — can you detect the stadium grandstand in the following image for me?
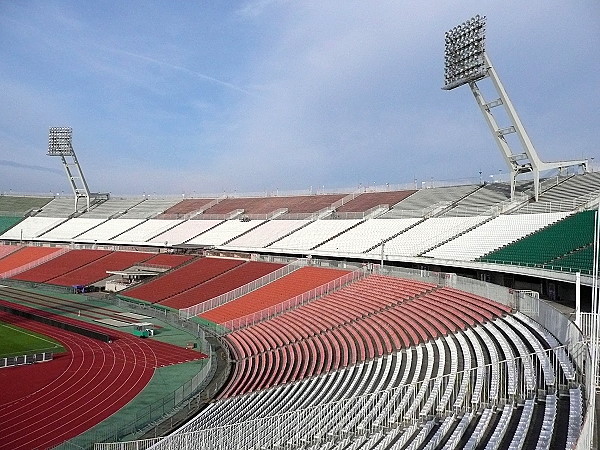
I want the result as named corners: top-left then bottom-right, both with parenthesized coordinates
top-left (0, 15), bottom-right (598, 450)
top-left (0, 168), bottom-right (598, 449)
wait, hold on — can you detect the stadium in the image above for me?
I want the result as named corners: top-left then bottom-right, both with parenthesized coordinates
top-left (0, 12), bottom-right (599, 450)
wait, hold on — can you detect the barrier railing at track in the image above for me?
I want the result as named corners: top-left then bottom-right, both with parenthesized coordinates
top-left (96, 343), bottom-right (587, 450)
top-left (89, 262), bottom-right (592, 449)
top-left (54, 348), bottom-right (215, 450)
top-left (0, 351), bottom-right (53, 368)
top-left (178, 258), bottom-right (308, 320)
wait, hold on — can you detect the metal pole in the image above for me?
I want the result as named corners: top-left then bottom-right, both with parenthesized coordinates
top-left (576, 272), bottom-right (581, 328)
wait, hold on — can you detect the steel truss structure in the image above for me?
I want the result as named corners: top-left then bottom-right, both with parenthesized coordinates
top-left (47, 127), bottom-right (109, 213)
top-left (443, 15), bottom-right (588, 201)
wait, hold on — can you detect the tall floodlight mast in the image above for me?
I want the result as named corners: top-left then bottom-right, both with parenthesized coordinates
top-left (443, 15), bottom-right (588, 201)
top-left (47, 127), bottom-right (109, 213)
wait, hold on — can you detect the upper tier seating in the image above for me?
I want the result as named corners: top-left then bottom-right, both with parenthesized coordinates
top-left (200, 266), bottom-right (349, 324)
top-left (443, 183), bottom-right (513, 216)
top-left (47, 251), bottom-right (153, 287)
top-left (78, 197), bottom-right (145, 218)
top-left (381, 185), bottom-right (478, 218)
top-left (35, 197), bottom-right (81, 217)
top-left (186, 220), bottom-right (266, 246)
top-left (0, 216), bottom-right (23, 235)
top-left (424, 212), bottom-right (570, 261)
top-left (147, 219), bottom-right (221, 245)
top-left (109, 219), bottom-right (182, 243)
top-left (0, 195), bottom-right (52, 216)
top-left (516, 172), bottom-right (600, 214)
top-left (159, 261), bottom-right (285, 309)
top-left (550, 246), bottom-right (594, 274)
top-left (335, 190), bottom-right (416, 213)
top-left (124, 257), bottom-right (244, 302)
top-left (74, 218), bottom-right (145, 242)
top-left (36, 218), bottom-right (105, 241)
top-left (367, 216), bottom-right (488, 256)
top-left (480, 210), bottom-right (595, 267)
top-left (268, 219), bottom-right (362, 251)
top-left (117, 198), bottom-right (181, 218)
top-left (0, 247), bottom-right (63, 276)
top-left (201, 194), bottom-right (346, 216)
top-left (157, 198), bottom-right (215, 218)
top-left (316, 218), bottom-right (420, 253)
top-left (223, 219), bottom-right (309, 249)
top-left (0, 217), bottom-right (67, 240)
top-left (11, 249), bottom-right (111, 283)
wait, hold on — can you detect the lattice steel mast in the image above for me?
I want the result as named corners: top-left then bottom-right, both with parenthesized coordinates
top-left (47, 127), bottom-right (109, 212)
top-left (443, 15), bottom-right (587, 201)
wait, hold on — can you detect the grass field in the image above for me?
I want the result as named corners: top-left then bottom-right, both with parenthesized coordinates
top-left (0, 320), bottom-right (65, 358)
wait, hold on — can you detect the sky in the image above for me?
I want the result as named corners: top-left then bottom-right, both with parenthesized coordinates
top-left (0, 1), bottom-right (598, 196)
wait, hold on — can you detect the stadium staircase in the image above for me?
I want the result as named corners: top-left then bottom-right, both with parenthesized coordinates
top-left (220, 219), bottom-right (274, 246)
top-left (418, 216), bottom-right (495, 256)
top-left (178, 219), bottom-right (226, 244)
top-left (69, 196), bottom-right (110, 217)
top-left (363, 217), bottom-right (427, 253)
top-left (427, 184), bottom-right (487, 218)
top-left (314, 204), bottom-right (391, 250)
top-left (265, 208), bottom-right (338, 248)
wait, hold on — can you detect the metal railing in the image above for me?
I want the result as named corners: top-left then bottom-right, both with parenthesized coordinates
top-left (575, 312), bottom-right (600, 391)
top-left (91, 264), bottom-right (593, 449)
top-left (0, 351), bottom-right (53, 368)
top-left (331, 204), bottom-right (389, 220)
top-left (0, 246), bottom-right (70, 279)
top-left (178, 259), bottom-right (308, 319)
top-left (517, 191), bottom-right (600, 214)
top-left (479, 258), bottom-right (595, 276)
top-left (215, 266), bottom-right (369, 334)
top-left (98, 343), bottom-right (586, 450)
top-left (56, 349), bottom-right (215, 450)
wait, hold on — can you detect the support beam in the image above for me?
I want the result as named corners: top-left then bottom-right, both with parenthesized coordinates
top-left (47, 127), bottom-right (109, 213)
top-left (443, 16), bottom-right (588, 202)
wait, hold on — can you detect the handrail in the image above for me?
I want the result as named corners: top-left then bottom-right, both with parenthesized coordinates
top-left (57, 350), bottom-right (214, 449)
top-left (179, 259), bottom-right (308, 319)
top-left (102, 342), bottom-right (587, 450)
top-left (517, 190), bottom-right (600, 214)
top-left (0, 247), bottom-right (70, 279)
top-left (333, 204), bottom-right (389, 220)
top-left (192, 209), bottom-right (244, 221)
top-left (329, 190), bottom-right (362, 210)
top-left (217, 265), bottom-right (369, 334)
top-left (242, 208), bottom-right (288, 221)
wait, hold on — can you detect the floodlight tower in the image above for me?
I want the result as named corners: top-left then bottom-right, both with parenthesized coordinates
top-left (47, 127), bottom-right (108, 212)
top-left (443, 15), bottom-right (588, 201)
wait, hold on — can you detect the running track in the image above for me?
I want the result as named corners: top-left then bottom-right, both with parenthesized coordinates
top-left (0, 301), bottom-right (206, 449)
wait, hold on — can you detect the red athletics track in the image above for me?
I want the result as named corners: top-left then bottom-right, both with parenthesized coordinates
top-left (0, 302), bottom-right (206, 449)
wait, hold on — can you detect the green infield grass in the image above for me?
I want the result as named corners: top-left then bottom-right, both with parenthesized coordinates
top-left (0, 320), bottom-right (65, 358)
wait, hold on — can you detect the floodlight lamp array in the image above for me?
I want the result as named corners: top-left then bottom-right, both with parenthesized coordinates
top-left (47, 127), bottom-right (74, 156)
top-left (443, 15), bottom-right (487, 90)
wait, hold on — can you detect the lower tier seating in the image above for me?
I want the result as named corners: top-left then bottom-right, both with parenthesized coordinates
top-left (162, 312), bottom-right (581, 450)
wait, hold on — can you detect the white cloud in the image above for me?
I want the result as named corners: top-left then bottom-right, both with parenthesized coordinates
top-left (0, 1), bottom-right (598, 194)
